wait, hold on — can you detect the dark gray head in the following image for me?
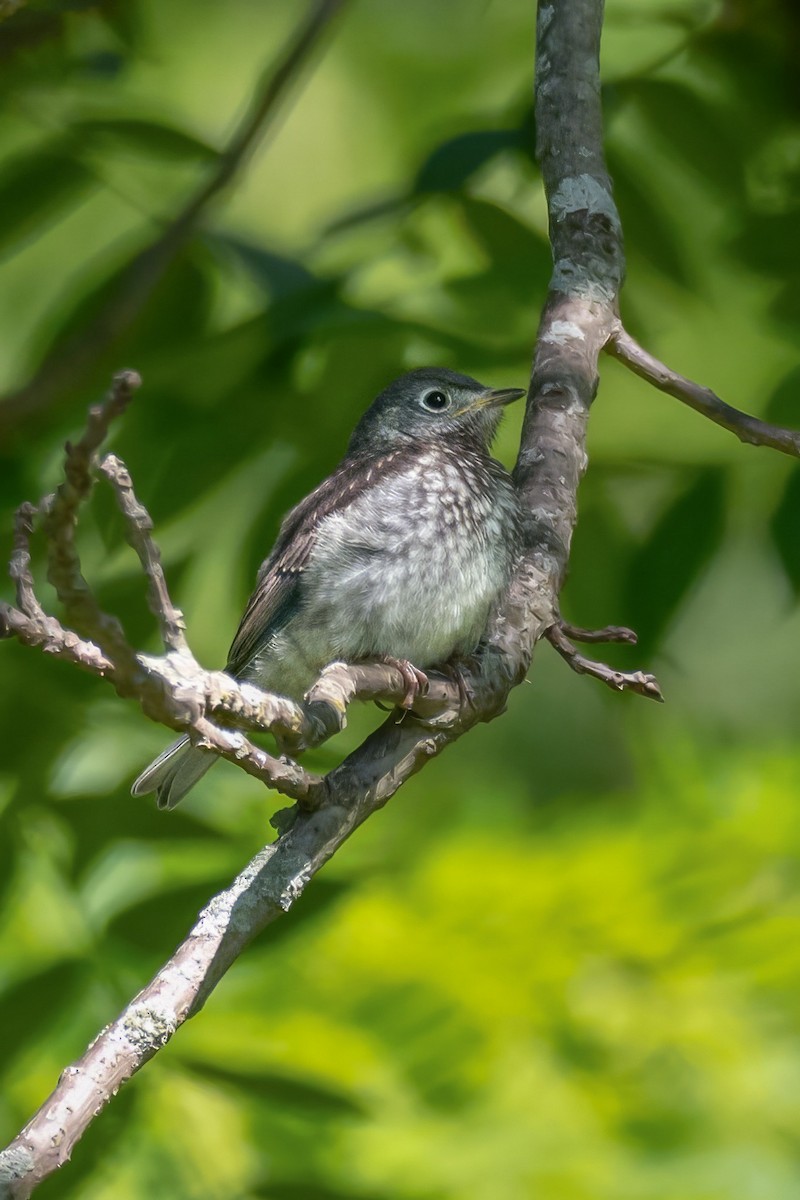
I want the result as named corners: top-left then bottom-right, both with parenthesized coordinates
top-left (347, 367), bottom-right (525, 456)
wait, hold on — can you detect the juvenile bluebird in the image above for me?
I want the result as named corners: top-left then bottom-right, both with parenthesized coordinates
top-left (132, 367), bottom-right (525, 808)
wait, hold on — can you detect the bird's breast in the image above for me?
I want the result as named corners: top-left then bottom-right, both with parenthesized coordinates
top-left (299, 447), bottom-right (520, 668)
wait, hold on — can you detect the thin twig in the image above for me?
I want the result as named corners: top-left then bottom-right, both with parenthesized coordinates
top-left (0, 602), bottom-right (114, 674)
top-left (178, 0), bottom-right (347, 227)
top-left (189, 716), bottom-right (320, 803)
top-left (40, 371), bottom-right (140, 667)
top-left (607, 325), bottom-right (800, 458)
top-left (9, 504), bottom-right (45, 620)
top-left (546, 623), bottom-right (663, 702)
top-left (558, 620), bottom-right (638, 645)
top-left (98, 454), bottom-right (188, 654)
top-left (0, 1), bottom-right (648, 1192)
top-left (0, 0), bottom-right (347, 436)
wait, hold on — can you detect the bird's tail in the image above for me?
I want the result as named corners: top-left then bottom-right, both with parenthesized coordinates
top-left (131, 736), bottom-right (216, 809)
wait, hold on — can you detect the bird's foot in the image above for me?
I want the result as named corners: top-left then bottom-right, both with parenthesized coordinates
top-left (378, 656), bottom-right (429, 709)
top-left (443, 658), bottom-right (477, 714)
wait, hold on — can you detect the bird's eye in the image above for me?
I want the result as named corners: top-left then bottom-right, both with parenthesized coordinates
top-left (421, 389), bottom-right (450, 412)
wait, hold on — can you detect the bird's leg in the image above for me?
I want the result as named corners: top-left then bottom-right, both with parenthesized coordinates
top-left (546, 620), bottom-right (663, 701)
top-left (441, 656), bottom-right (477, 713)
top-left (375, 656), bottom-right (429, 709)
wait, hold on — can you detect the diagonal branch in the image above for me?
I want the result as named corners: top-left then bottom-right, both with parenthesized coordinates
top-left (0, 0), bottom-right (347, 437)
top-left (607, 324), bottom-right (800, 458)
top-left (0, 1), bottom-right (688, 1194)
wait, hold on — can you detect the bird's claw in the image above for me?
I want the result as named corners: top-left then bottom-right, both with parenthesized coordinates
top-left (444, 660), bottom-right (477, 713)
top-left (381, 657), bottom-right (429, 709)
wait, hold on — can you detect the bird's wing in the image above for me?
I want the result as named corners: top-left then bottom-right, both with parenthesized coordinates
top-left (225, 447), bottom-right (409, 677)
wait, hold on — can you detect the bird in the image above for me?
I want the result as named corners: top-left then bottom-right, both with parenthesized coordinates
top-left (132, 367), bottom-right (525, 809)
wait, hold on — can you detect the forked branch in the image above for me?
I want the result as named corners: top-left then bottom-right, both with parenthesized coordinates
top-left (3, 0), bottom-right (800, 1195)
top-left (0, 0), bottom-right (675, 1186)
top-left (607, 324), bottom-right (800, 458)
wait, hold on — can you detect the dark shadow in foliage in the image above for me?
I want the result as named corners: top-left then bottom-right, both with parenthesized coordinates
top-left (448, 195), bottom-right (551, 311)
top-left (606, 146), bottom-right (693, 289)
top-left (552, 1020), bottom-right (611, 1073)
top-left (325, 114), bottom-right (537, 236)
top-left (186, 1061), bottom-right (368, 1119)
top-left (770, 466), bottom-right (800, 602)
top-left (205, 233), bottom-right (333, 304)
top-left (0, 804), bottom-right (16, 914)
top-left (620, 1109), bottom-right (700, 1155)
top-left (414, 126), bottom-right (531, 193)
top-left (731, 210), bottom-right (800, 331)
top-left (206, 233), bottom-right (344, 345)
top-left (106, 873), bottom-right (354, 957)
top-left (105, 878), bottom-right (252, 957)
top-left (561, 475), bottom-right (639, 632)
top-left (0, 147), bottom-right (95, 263)
top-left (72, 118), bottom-right (218, 163)
top-left (348, 981), bottom-right (485, 1113)
top-left (765, 365), bottom-right (800, 429)
top-left (11, 240), bottom-right (217, 442)
top-left (763, 369), bottom-right (800, 601)
top-left (624, 468), bottom-right (727, 657)
top-left (0, 960), bottom-right (86, 1075)
top-left (35, 241), bottom-right (216, 370)
top-left (0, 0), bottom-right (141, 108)
top-left (63, 796), bottom-right (224, 881)
top-left (254, 1187), bottom-right (439, 1200)
top-left (0, 657), bottom-right (106, 804)
top-left (621, 78), bottom-right (744, 198)
top-left (242, 875), bottom-right (355, 953)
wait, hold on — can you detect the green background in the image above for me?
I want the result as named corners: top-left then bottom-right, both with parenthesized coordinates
top-left (2, 1), bottom-right (800, 1196)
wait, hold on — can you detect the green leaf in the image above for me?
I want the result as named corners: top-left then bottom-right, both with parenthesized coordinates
top-left (414, 128), bottom-right (525, 194)
top-left (0, 960), bottom-right (85, 1066)
top-left (623, 78), bottom-right (743, 198)
top-left (607, 146), bottom-right (692, 287)
top-left (253, 1187), bottom-right (397, 1200)
top-left (625, 469), bottom-right (726, 652)
top-left (206, 233), bottom-right (323, 299)
top-left (0, 147), bottom-right (94, 261)
top-left (438, 196), bottom-right (550, 341)
top-left (765, 365), bottom-right (800, 428)
top-left (75, 117), bottom-right (218, 162)
top-left (325, 118), bottom-right (535, 236)
top-left (30, 240), bottom-right (215, 388)
top-left (770, 467), bottom-right (800, 600)
top-left (185, 1061), bottom-right (368, 1118)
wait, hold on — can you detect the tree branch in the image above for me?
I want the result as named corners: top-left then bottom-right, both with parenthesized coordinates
top-left (607, 324), bottom-right (800, 458)
top-left (39, 370), bottom-right (141, 669)
top-left (0, 0), bottom-right (709, 1193)
top-left (97, 454), bottom-right (189, 654)
top-left (0, 0), bottom-right (347, 437)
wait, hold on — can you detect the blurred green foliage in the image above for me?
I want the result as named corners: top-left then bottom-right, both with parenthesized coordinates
top-left (1, 0), bottom-right (800, 1197)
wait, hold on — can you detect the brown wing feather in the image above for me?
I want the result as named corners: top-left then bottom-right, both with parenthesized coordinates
top-left (225, 447), bottom-right (408, 677)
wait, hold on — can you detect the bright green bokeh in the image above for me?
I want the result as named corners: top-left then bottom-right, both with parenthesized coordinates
top-left (1, 1), bottom-right (800, 1197)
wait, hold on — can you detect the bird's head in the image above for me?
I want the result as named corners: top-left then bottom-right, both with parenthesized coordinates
top-left (347, 368), bottom-right (526, 456)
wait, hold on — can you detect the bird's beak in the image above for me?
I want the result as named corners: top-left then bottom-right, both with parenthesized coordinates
top-left (467, 386), bottom-right (526, 412)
